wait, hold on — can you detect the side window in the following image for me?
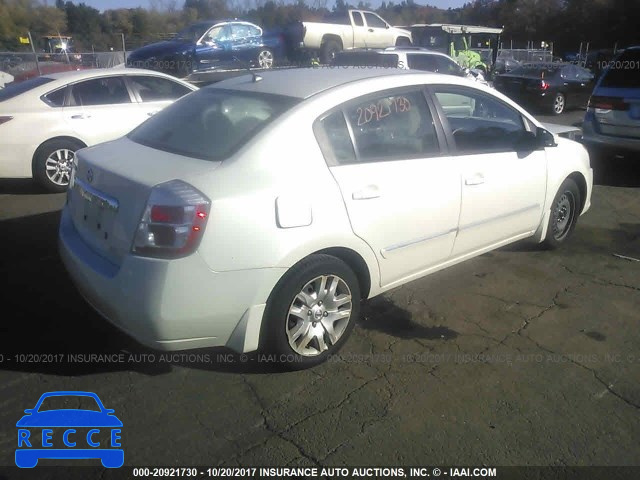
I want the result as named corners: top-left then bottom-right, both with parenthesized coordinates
top-left (407, 54), bottom-right (438, 71)
top-left (315, 111), bottom-right (356, 165)
top-left (434, 56), bottom-right (465, 76)
top-left (129, 76), bottom-right (192, 102)
top-left (42, 87), bottom-right (66, 107)
top-left (364, 13), bottom-right (387, 29)
top-left (352, 12), bottom-right (364, 27)
top-left (345, 90), bottom-right (440, 162)
top-left (247, 25), bottom-right (261, 37)
top-left (433, 88), bottom-right (525, 153)
top-left (204, 25), bottom-right (230, 42)
top-left (231, 24), bottom-right (250, 39)
top-left (70, 77), bottom-right (131, 106)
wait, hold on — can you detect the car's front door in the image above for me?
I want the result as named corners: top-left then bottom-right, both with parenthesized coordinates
top-left (362, 12), bottom-right (394, 48)
top-left (315, 88), bottom-right (460, 288)
top-left (63, 76), bottom-right (143, 145)
top-left (194, 24), bottom-right (234, 70)
top-left (430, 86), bottom-right (547, 257)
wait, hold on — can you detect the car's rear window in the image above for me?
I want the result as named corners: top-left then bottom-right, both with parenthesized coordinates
top-left (600, 49), bottom-right (640, 88)
top-left (128, 88), bottom-right (300, 161)
top-left (0, 76), bottom-right (54, 102)
top-left (332, 52), bottom-right (399, 68)
top-left (508, 65), bottom-right (559, 77)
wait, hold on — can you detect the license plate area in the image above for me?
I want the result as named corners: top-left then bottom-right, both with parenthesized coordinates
top-left (73, 178), bottom-right (119, 243)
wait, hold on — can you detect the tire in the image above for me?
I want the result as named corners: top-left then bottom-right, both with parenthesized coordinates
top-left (262, 254), bottom-right (360, 370)
top-left (542, 178), bottom-right (581, 249)
top-left (256, 48), bottom-right (274, 69)
top-left (395, 37), bottom-right (411, 46)
top-left (552, 92), bottom-right (566, 115)
top-left (320, 39), bottom-right (341, 64)
top-left (33, 138), bottom-right (84, 193)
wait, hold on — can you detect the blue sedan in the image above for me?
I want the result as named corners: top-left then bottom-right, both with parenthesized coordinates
top-left (126, 20), bottom-right (285, 77)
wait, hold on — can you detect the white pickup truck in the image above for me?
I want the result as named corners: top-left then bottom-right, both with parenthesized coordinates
top-left (286, 10), bottom-right (412, 64)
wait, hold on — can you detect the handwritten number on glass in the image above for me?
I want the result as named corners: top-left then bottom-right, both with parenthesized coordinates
top-left (356, 96), bottom-right (412, 126)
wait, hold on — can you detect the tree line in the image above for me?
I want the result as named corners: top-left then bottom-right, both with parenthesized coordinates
top-left (0, 0), bottom-right (637, 56)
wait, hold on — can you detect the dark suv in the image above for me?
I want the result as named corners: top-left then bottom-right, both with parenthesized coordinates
top-left (581, 46), bottom-right (640, 158)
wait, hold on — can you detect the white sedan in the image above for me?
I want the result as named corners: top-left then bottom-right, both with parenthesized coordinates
top-left (59, 67), bottom-right (593, 369)
top-left (0, 68), bottom-right (197, 192)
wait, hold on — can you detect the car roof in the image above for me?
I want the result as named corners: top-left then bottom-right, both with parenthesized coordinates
top-left (211, 67), bottom-right (421, 99)
top-left (41, 67), bottom-right (186, 82)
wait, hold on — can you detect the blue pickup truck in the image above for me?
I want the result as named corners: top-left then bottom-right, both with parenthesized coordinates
top-left (126, 20), bottom-right (285, 78)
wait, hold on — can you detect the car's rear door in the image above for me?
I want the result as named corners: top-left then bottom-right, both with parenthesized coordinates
top-left (63, 75), bottom-right (144, 145)
top-left (349, 11), bottom-right (367, 49)
top-left (430, 85), bottom-right (547, 257)
top-left (315, 87), bottom-right (461, 288)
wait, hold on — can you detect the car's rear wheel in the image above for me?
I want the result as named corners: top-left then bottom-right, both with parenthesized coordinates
top-left (542, 178), bottom-right (581, 249)
top-left (395, 37), bottom-right (411, 46)
top-left (262, 254), bottom-right (360, 370)
top-left (320, 39), bottom-right (341, 64)
top-left (33, 138), bottom-right (84, 193)
top-left (552, 92), bottom-right (566, 115)
top-left (256, 48), bottom-right (274, 69)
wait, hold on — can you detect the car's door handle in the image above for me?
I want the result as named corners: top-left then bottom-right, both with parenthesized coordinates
top-left (71, 114), bottom-right (91, 119)
top-left (147, 110), bottom-right (159, 117)
top-left (368, 28), bottom-right (374, 32)
top-left (352, 185), bottom-right (381, 200)
top-left (464, 174), bottom-right (485, 186)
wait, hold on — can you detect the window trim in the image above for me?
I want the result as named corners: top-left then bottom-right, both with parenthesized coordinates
top-left (40, 85), bottom-right (70, 107)
top-left (124, 74), bottom-right (194, 103)
top-left (314, 86), bottom-right (448, 166)
top-left (67, 75), bottom-right (136, 107)
top-left (426, 84), bottom-right (529, 155)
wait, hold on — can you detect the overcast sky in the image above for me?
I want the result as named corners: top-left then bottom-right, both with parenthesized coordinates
top-left (78, 0), bottom-right (469, 12)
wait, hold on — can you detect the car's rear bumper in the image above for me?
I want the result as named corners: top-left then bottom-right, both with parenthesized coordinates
top-left (59, 207), bottom-right (285, 353)
top-left (581, 110), bottom-right (640, 155)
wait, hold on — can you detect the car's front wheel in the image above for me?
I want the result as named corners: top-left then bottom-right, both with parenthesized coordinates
top-left (262, 254), bottom-right (360, 370)
top-left (542, 177), bottom-right (581, 249)
top-left (256, 48), bottom-right (274, 69)
top-left (552, 92), bottom-right (566, 115)
top-left (33, 138), bottom-right (84, 193)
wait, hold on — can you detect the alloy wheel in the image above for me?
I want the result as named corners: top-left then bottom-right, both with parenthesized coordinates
top-left (286, 274), bottom-right (352, 356)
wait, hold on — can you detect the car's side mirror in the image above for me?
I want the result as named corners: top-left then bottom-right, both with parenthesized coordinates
top-left (24, 409), bottom-right (33, 414)
top-left (537, 127), bottom-right (557, 147)
top-left (515, 130), bottom-right (548, 152)
top-left (105, 409), bottom-right (115, 414)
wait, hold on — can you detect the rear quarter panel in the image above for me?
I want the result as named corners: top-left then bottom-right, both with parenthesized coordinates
top-left (190, 103), bottom-right (382, 296)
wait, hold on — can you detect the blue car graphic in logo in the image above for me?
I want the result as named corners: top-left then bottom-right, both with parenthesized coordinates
top-left (16, 391), bottom-right (123, 468)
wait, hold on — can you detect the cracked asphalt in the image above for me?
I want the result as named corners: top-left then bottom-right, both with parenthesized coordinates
top-left (0, 111), bottom-right (639, 476)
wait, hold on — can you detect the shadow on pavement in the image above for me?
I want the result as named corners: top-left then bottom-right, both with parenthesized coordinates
top-left (0, 178), bottom-right (46, 195)
top-left (589, 150), bottom-right (640, 187)
top-left (359, 296), bottom-right (459, 340)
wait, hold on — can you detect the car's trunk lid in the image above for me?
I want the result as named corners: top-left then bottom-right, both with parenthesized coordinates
top-left (591, 86), bottom-right (640, 139)
top-left (68, 137), bottom-right (220, 267)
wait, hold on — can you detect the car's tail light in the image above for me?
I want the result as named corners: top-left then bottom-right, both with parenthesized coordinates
top-left (133, 180), bottom-right (210, 259)
top-left (0, 116), bottom-right (13, 126)
top-left (540, 80), bottom-right (549, 90)
top-left (588, 96), bottom-right (628, 110)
